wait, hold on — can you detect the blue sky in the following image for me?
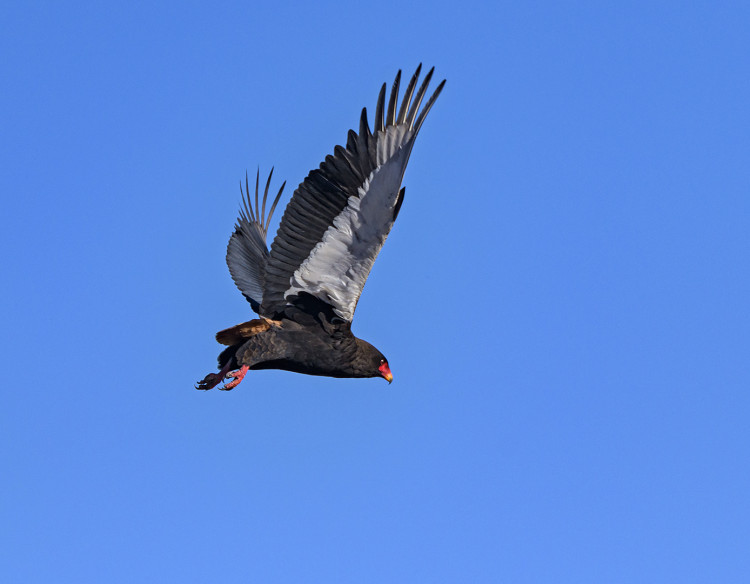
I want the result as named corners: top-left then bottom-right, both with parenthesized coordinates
top-left (2, 1), bottom-right (749, 582)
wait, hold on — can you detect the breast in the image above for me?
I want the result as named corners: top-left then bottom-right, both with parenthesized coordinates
top-left (237, 323), bottom-right (361, 378)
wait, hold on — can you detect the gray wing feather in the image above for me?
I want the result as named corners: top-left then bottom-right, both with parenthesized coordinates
top-left (261, 66), bottom-right (445, 321)
top-left (226, 168), bottom-right (285, 312)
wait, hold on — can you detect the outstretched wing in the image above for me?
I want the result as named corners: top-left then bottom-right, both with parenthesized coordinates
top-left (226, 168), bottom-right (285, 313)
top-left (260, 65), bottom-right (445, 322)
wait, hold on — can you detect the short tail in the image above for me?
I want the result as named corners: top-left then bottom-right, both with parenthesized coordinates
top-left (215, 317), bottom-right (280, 346)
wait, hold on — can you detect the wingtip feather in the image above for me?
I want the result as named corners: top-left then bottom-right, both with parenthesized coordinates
top-left (406, 66), bottom-right (435, 129)
top-left (413, 77), bottom-right (446, 133)
top-left (396, 64), bottom-right (422, 125)
top-left (387, 70), bottom-right (401, 126)
top-left (374, 83), bottom-right (386, 133)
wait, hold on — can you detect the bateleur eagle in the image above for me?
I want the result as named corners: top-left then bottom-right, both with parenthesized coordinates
top-left (197, 65), bottom-right (445, 390)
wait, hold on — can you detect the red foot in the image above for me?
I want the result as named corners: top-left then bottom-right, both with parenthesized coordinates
top-left (220, 365), bottom-right (249, 391)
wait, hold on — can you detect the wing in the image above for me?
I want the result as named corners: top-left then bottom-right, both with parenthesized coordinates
top-left (260, 65), bottom-right (445, 322)
top-left (226, 168), bottom-right (285, 313)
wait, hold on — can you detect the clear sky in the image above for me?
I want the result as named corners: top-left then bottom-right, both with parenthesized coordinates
top-left (2, 1), bottom-right (749, 582)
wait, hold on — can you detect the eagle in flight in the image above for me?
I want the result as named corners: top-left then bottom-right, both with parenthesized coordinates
top-left (197, 65), bottom-right (445, 390)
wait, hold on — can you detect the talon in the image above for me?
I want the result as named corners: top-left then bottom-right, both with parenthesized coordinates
top-left (196, 372), bottom-right (223, 390)
top-left (220, 365), bottom-right (250, 390)
top-left (196, 361), bottom-right (234, 391)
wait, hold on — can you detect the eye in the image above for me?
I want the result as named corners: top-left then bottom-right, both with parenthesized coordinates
top-left (380, 359), bottom-right (386, 365)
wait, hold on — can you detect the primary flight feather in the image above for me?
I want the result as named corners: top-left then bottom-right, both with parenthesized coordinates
top-left (197, 65), bottom-right (445, 390)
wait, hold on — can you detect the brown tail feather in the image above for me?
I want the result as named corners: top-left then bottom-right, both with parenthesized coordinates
top-left (215, 318), bottom-right (280, 346)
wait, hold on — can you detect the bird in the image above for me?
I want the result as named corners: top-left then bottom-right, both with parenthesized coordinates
top-left (197, 65), bottom-right (445, 391)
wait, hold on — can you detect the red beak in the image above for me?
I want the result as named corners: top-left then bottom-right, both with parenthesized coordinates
top-left (378, 362), bottom-right (393, 384)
